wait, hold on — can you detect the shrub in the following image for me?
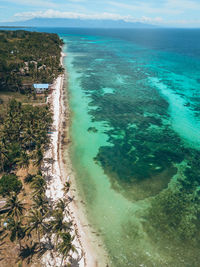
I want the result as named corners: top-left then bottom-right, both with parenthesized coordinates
top-left (0, 174), bottom-right (22, 196)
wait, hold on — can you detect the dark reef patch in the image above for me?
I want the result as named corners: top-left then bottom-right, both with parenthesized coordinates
top-left (67, 37), bottom-right (200, 203)
top-left (87, 126), bottom-right (98, 133)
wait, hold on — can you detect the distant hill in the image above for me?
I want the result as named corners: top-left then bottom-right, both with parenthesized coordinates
top-left (0, 18), bottom-right (156, 28)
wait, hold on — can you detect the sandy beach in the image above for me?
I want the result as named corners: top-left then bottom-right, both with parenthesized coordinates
top-left (41, 51), bottom-right (109, 266)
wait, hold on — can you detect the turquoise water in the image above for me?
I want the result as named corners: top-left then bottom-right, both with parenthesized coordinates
top-left (59, 29), bottom-right (200, 266)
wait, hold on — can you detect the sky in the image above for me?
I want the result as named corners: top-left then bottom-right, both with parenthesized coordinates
top-left (1, 0), bottom-right (200, 27)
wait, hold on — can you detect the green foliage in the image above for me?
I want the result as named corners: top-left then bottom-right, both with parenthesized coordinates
top-left (0, 30), bottom-right (63, 93)
top-left (0, 99), bottom-right (52, 172)
top-left (5, 194), bottom-right (25, 219)
top-left (0, 32), bottom-right (74, 263)
top-left (50, 209), bottom-right (71, 233)
top-left (32, 193), bottom-right (48, 216)
top-left (58, 232), bottom-right (76, 266)
top-left (31, 175), bottom-right (46, 195)
top-left (7, 217), bottom-right (25, 250)
top-left (24, 174), bottom-right (35, 184)
top-left (0, 174), bottom-right (22, 196)
top-left (56, 199), bottom-right (67, 213)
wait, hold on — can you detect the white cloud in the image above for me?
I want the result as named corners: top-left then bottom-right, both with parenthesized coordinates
top-left (140, 16), bottom-right (163, 24)
top-left (14, 9), bottom-right (163, 25)
top-left (14, 10), bottom-right (130, 20)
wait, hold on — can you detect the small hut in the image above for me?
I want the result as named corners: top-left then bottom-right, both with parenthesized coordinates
top-left (33, 83), bottom-right (49, 94)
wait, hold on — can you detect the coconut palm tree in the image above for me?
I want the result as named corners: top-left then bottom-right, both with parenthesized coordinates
top-left (1, 142), bottom-right (21, 171)
top-left (34, 147), bottom-right (44, 168)
top-left (50, 210), bottom-right (71, 234)
top-left (27, 209), bottom-right (47, 249)
top-left (32, 193), bottom-right (49, 216)
top-left (63, 182), bottom-right (70, 195)
top-left (31, 175), bottom-right (46, 195)
top-left (5, 194), bottom-right (25, 220)
top-left (0, 141), bottom-right (8, 172)
top-left (16, 151), bottom-right (29, 170)
top-left (50, 210), bottom-right (71, 247)
top-left (57, 232), bottom-right (76, 267)
top-left (21, 123), bottom-right (36, 150)
top-left (7, 217), bottom-right (25, 250)
top-left (55, 199), bottom-right (66, 213)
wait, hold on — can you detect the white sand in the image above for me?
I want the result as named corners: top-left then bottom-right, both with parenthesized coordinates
top-left (41, 54), bottom-right (84, 266)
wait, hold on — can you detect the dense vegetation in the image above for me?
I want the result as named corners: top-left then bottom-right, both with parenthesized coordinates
top-left (0, 31), bottom-right (76, 266)
top-left (0, 173), bottom-right (22, 196)
top-left (0, 99), bottom-right (52, 173)
top-left (0, 30), bottom-right (64, 93)
top-left (0, 100), bottom-right (73, 265)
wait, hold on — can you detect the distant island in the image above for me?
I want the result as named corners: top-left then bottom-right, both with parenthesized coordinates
top-left (0, 26), bottom-right (31, 28)
top-left (0, 18), bottom-right (156, 28)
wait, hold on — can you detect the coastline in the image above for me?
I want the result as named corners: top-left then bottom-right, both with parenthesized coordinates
top-left (41, 50), bottom-right (109, 266)
top-left (61, 52), bottom-right (110, 266)
top-left (41, 51), bottom-right (84, 266)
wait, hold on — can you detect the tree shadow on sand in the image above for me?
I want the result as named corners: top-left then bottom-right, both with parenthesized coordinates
top-left (19, 242), bottom-right (39, 264)
top-left (69, 257), bottom-right (80, 267)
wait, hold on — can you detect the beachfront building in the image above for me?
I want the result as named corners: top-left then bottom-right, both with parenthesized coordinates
top-left (33, 83), bottom-right (49, 94)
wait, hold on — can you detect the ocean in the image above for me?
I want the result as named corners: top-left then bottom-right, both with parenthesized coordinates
top-left (60, 28), bottom-right (200, 266)
top-left (6, 27), bottom-right (200, 266)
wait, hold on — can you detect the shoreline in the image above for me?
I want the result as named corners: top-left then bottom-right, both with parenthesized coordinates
top-left (41, 51), bottom-right (84, 266)
top-left (61, 52), bottom-right (110, 266)
top-left (42, 50), bottom-right (109, 266)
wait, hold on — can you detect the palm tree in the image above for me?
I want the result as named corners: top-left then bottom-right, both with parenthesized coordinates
top-left (57, 232), bottom-right (76, 267)
top-left (34, 146), bottom-right (44, 168)
top-left (32, 193), bottom-right (49, 216)
top-left (16, 151), bottom-right (29, 170)
top-left (50, 210), bottom-right (71, 247)
top-left (50, 210), bottom-right (71, 234)
top-left (3, 100), bottom-right (23, 143)
top-left (0, 142), bottom-right (8, 172)
top-left (21, 123), bottom-right (36, 150)
top-left (5, 143), bottom-right (21, 171)
top-left (28, 210), bottom-right (44, 248)
top-left (55, 199), bottom-right (66, 213)
top-left (63, 182), bottom-right (70, 195)
top-left (27, 209), bottom-right (46, 249)
top-left (7, 217), bottom-right (25, 250)
top-left (31, 175), bottom-right (46, 195)
top-left (5, 194), bottom-right (25, 220)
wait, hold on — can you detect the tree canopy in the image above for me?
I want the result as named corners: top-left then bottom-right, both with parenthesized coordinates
top-left (0, 30), bottom-right (64, 93)
top-left (0, 173), bottom-right (22, 196)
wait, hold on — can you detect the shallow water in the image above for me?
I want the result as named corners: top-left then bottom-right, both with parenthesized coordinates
top-left (59, 29), bottom-right (200, 266)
